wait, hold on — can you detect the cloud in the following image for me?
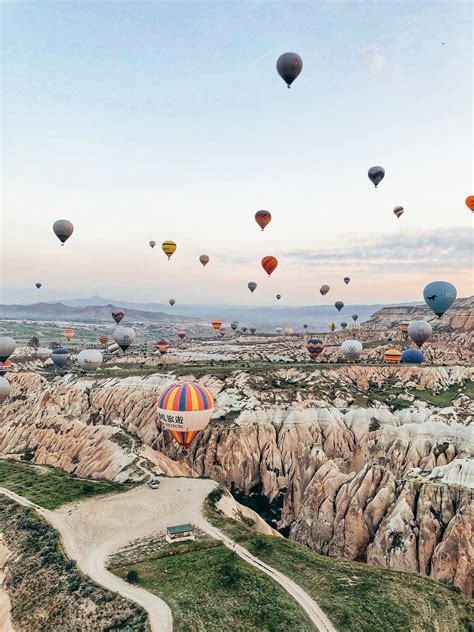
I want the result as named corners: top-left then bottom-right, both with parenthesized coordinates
top-left (285, 228), bottom-right (473, 272)
top-left (358, 47), bottom-right (385, 73)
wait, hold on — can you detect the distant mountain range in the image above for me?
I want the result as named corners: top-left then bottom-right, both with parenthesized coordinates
top-left (0, 295), bottom-right (426, 328)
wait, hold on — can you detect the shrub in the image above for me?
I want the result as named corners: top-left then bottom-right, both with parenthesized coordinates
top-left (369, 418), bottom-right (381, 432)
top-left (82, 483), bottom-right (95, 495)
top-left (207, 487), bottom-right (224, 508)
top-left (126, 570), bottom-right (140, 584)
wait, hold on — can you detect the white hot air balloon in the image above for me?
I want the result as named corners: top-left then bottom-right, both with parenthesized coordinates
top-left (113, 326), bottom-right (136, 352)
top-left (36, 348), bottom-right (51, 364)
top-left (0, 337), bottom-right (16, 363)
top-left (77, 349), bottom-right (103, 371)
top-left (0, 376), bottom-right (11, 403)
top-left (341, 339), bottom-right (363, 362)
top-left (407, 321), bottom-right (432, 348)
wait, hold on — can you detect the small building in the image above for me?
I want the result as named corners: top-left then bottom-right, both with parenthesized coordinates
top-left (165, 523), bottom-right (195, 543)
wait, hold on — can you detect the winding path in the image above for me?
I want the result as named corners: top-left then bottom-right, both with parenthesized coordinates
top-left (1, 480), bottom-right (335, 632)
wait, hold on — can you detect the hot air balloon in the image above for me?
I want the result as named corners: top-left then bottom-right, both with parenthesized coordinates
top-left (328, 322), bottom-right (336, 332)
top-left (157, 381), bottom-right (215, 450)
top-left (303, 324), bottom-right (308, 330)
top-left (169, 299), bottom-right (176, 306)
top-left (261, 256), bottom-right (278, 277)
top-left (113, 326), bottom-right (136, 352)
top-left (0, 360), bottom-right (12, 376)
top-left (276, 294), bottom-right (281, 300)
top-left (0, 337), bottom-right (16, 363)
top-left (399, 321), bottom-right (410, 335)
top-left (51, 348), bottom-right (70, 368)
top-left (276, 52), bottom-right (303, 88)
top-left (402, 349), bottom-right (423, 364)
top-left (99, 335), bottom-right (109, 348)
top-left (250, 326), bottom-right (257, 334)
top-left (341, 339), bottom-right (363, 362)
top-left (157, 339), bottom-right (170, 355)
top-left (211, 320), bottom-right (222, 331)
top-left (36, 348), bottom-right (51, 364)
top-left (241, 326), bottom-right (248, 333)
top-left (307, 339), bottom-right (324, 360)
top-left (284, 327), bottom-right (293, 335)
top-left (230, 321), bottom-right (239, 331)
top-left (343, 277), bottom-right (350, 285)
top-left (112, 310), bottom-right (125, 324)
top-left (352, 314), bottom-right (358, 322)
top-left (384, 348), bottom-right (402, 363)
top-left (199, 255), bottom-right (209, 267)
top-left (149, 241), bottom-right (156, 249)
top-left (368, 166), bottom-right (385, 188)
top-left (35, 283), bottom-right (42, 289)
top-left (107, 341), bottom-right (120, 355)
top-left (275, 327), bottom-right (283, 334)
top-left (393, 206), bottom-right (404, 219)
top-left (465, 196), bottom-right (474, 212)
top-left (335, 301), bottom-right (344, 312)
top-left (178, 331), bottom-right (186, 340)
top-left (53, 219), bottom-right (74, 245)
top-left (320, 285), bottom-right (330, 296)
top-left (255, 210), bottom-right (272, 231)
top-left (162, 240), bottom-right (177, 260)
top-left (63, 328), bottom-right (74, 342)
top-left (423, 281), bottom-right (457, 317)
top-left (341, 322), bottom-right (348, 330)
top-left (248, 281), bottom-right (257, 293)
top-left (407, 321), bottom-right (432, 347)
top-left (77, 349), bottom-right (103, 371)
top-left (0, 376), bottom-right (11, 403)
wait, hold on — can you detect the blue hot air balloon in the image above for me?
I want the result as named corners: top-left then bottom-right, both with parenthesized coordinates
top-left (423, 281), bottom-right (457, 317)
top-left (402, 349), bottom-right (423, 364)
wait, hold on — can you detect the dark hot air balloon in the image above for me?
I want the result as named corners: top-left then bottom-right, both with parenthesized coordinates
top-left (335, 301), bottom-right (344, 312)
top-left (248, 281), bottom-right (257, 293)
top-left (199, 255), bottom-right (209, 267)
top-left (320, 285), bottom-right (330, 296)
top-left (276, 52), bottom-right (303, 88)
top-left (149, 241), bottom-right (156, 249)
top-left (169, 299), bottom-right (176, 306)
top-left (255, 210), bottom-right (272, 231)
top-left (276, 294), bottom-right (281, 300)
top-left (306, 339), bottom-right (324, 359)
top-left (407, 321), bottom-right (432, 347)
top-left (53, 219), bottom-right (74, 245)
top-left (35, 283), bottom-right (42, 289)
top-left (352, 314), bottom-right (358, 322)
top-left (341, 322), bottom-right (347, 329)
top-left (368, 166), bottom-right (385, 188)
top-left (112, 310), bottom-right (125, 324)
top-left (402, 349), bottom-right (423, 364)
top-left (393, 206), bottom-right (404, 219)
top-left (343, 277), bottom-right (350, 285)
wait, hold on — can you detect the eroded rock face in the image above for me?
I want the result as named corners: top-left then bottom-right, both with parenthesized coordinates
top-left (0, 366), bottom-right (472, 593)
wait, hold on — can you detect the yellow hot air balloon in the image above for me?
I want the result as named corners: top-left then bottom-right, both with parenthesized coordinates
top-left (162, 240), bottom-right (177, 260)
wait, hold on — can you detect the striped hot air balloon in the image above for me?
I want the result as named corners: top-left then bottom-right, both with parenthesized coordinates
top-left (162, 240), bottom-right (177, 260)
top-left (399, 321), bottom-right (410, 335)
top-left (255, 210), bottom-right (272, 231)
top-left (306, 339), bottom-right (324, 360)
top-left (157, 381), bottom-right (215, 449)
top-left (99, 335), bottom-right (109, 348)
top-left (384, 348), bottom-right (402, 363)
top-left (261, 256), bottom-right (278, 277)
top-left (211, 320), bottom-right (222, 331)
top-left (63, 328), bottom-right (74, 342)
top-left (328, 322), bottom-right (336, 332)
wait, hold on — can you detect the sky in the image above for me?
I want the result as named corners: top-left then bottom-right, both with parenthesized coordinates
top-left (1, 1), bottom-right (472, 307)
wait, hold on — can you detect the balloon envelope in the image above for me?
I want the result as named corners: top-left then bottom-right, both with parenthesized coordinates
top-left (335, 301), bottom-right (344, 312)
top-left (248, 281), bottom-right (257, 293)
top-left (275, 327), bottom-right (282, 334)
top-left (199, 255), bottom-right (209, 267)
top-left (343, 277), bottom-right (350, 285)
top-left (320, 285), bottom-right (330, 296)
top-left (77, 349), bottom-right (103, 371)
top-left (255, 210), bottom-right (272, 231)
top-left (249, 327), bottom-right (257, 334)
top-left (393, 206), bottom-right (404, 219)
top-left (114, 326), bottom-right (136, 352)
top-left (341, 339), bottom-right (363, 362)
top-left (465, 196), bottom-right (474, 211)
top-left (53, 219), bottom-right (74, 244)
top-left (384, 349), bottom-right (402, 363)
top-left (35, 283), bottom-right (42, 289)
top-left (178, 331), bottom-right (186, 340)
top-left (276, 52), bottom-right (303, 87)
top-left (0, 337), bottom-right (16, 363)
top-left (157, 381), bottom-right (214, 449)
top-left (169, 299), bottom-right (176, 306)
top-left (162, 240), bottom-right (177, 259)
top-left (230, 321), bottom-right (239, 331)
top-left (149, 240), bottom-right (156, 249)
top-left (261, 256), bottom-right (278, 277)
top-left (341, 322), bottom-right (347, 329)
top-left (276, 294), bottom-right (281, 300)
top-left (36, 348), bottom-right (51, 363)
top-left (328, 322), bottom-right (336, 332)
top-left (63, 328), bottom-right (74, 342)
top-left (0, 376), bottom-right (11, 403)
top-left (352, 314), bottom-right (358, 322)
top-left (112, 310), bottom-right (125, 324)
top-left (99, 336), bottom-right (109, 348)
top-left (423, 281), bottom-right (457, 317)
top-left (400, 321), bottom-right (410, 335)
top-left (307, 339), bottom-right (324, 359)
top-left (157, 339), bottom-right (170, 355)
top-left (402, 349), bottom-right (424, 364)
top-left (407, 321), bottom-right (432, 347)
top-left (51, 348), bottom-right (70, 367)
top-left (211, 320), bottom-right (222, 331)
top-left (368, 166), bottom-right (385, 187)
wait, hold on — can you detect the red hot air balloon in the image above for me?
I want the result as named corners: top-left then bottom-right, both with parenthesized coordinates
top-left (261, 256), bottom-right (278, 277)
top-left (178, 331), bottom-right (186, 340)
top-left (157, 339), bottom-right (170, 355)
top-left (255, 210), bottom-right (272, 231)
top-left (63, 328), bottom-right (74, 342)
top-left (112, 310), bottom-right (125, 324)
top-left (99, 335), bottom-right (109, 348)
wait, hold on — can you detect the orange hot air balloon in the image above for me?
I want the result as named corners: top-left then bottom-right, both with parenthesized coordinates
top-left (64, 328), bottom-right (74, 342)
top-left (261, 256), bottom-right (278, 277)
top-left (255, 210), bottom-right (272, 231)
top-left (465, 196), bottom-right (474, 212)
top-left (399, 321), bottom-right (409, 335)
top-left (211, 320), bottom-right (222, 331)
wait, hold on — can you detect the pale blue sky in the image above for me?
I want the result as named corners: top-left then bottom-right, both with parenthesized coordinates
top-left (2, 1), bottom-right (472, 305)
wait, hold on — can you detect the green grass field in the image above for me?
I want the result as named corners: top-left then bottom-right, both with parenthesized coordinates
top-left (0, 459), bottom-right (136, 509)
top-left (112, 540), bottom-right (314, 632)
top-left (206, 505), bottom-right (473, 632)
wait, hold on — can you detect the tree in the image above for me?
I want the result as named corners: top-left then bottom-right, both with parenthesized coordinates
top-left (126, 570), bottom-right (140, 584)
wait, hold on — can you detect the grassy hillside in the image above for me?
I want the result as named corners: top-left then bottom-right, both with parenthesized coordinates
top-left (0, 496), bottom-right (149, 631)
top-left (207, 505), bottom-right (473, 632)
top-left (0, 458), bottom-right (135, 509)
top-left (112, 539), bottom-right (314, 632)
